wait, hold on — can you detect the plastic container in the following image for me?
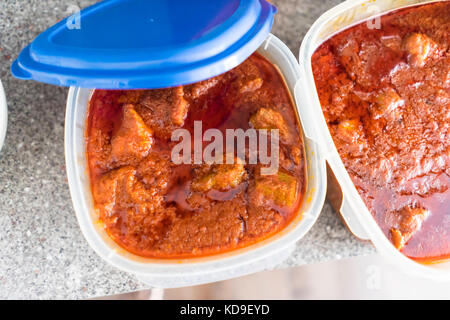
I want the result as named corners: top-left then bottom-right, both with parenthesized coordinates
top-left (0, 80), bottom-right (7, 153)
top-left (297, 0), bottom-right (450, 281)
top-left (65, 34), bottom-right (327, 288)
top-left (12, 0), bottom-right (327, 287)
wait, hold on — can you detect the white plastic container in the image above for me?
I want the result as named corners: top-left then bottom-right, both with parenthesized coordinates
top-left (0, 80), bottom-right (7, 153)
top-left (65, 34), bottom-right (327, 288)
top-left (297, 0), bottom-right (450, 281)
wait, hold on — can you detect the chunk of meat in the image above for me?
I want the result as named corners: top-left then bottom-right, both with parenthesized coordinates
top-left (233, 58), bottom-right (264, 93)
top-left (373, 88), bottom-right (404, 119)
top-left (252, 170), bottom-right (298, 207)
top-left (93, 166), bottom-right (136, 215)
top-left (246, 206), bottom-right (283, 238)
top-left (333, 119), bottom-right (368, 156)
top-left (403, 33), bottom-right (437, 67)
top-left (380, 35), bottom-right (402, 51)
top-left (161, 194), bottom-right (248, 255)
top-left (328, 74), bottom-right (355, 118)
top-left (192, 156), bottom-right (247, 192)
top-left (87, 130), bottom-right (112, 172)
top-left (93, 165), bottom-right (170, 251)
top-left (93, 165), bottom-right (166, 222)
top-left (240, 77), bottom-right (263, 93)
top-left (337, 119), bottom-right (361, 135)
top-left (137, 87), bottom-right (189, 139)
top-left (338, 39), bottom-right (403, 88)
top-left (137, 152), bottom-right (172, 192)
top-left (120, 205), bottom-right (177, 250)
top-left (337, 38), bottom-right (361, 82)
top-left (171, 86), bottom-right (190, 126)
top-left (110, 104), bottom-right (153, 164)
top-left (375, 88), bottom-right (404, 113)
top-left (185, 77), bottom-right (221, 100)
top-left (250, 108), bottom-right (291, 143)
top-left (389, 206), bottom-right (430, 250)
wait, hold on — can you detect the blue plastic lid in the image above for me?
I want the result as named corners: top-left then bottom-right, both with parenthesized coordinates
top-left (11, 0), bottom-right (276, 89)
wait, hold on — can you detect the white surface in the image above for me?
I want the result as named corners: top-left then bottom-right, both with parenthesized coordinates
top-left (297, 0), bottom-right (450, 281)
top-left (64, 35), bottom-right (327, 288)
top-left (0, 80), bottom-right (7, 153)
top-left (163, 254), bottom-right (450, 300)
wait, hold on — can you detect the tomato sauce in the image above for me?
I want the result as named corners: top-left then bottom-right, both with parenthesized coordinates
top-left (312, 2), bottom-right (449, 262)
top-left (86, 53), bottom-right (306, 258)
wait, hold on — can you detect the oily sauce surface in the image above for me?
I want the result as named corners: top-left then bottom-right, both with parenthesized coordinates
top-left (86, 53), bottom-right (306, 258)
top-left (312, 2), bottom-right (449, 262)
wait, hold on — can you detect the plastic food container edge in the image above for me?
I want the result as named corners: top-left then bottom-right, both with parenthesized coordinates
top-left (297, 0), bottom-right (450, 281)
top-left (65, 34), bottom-right (327, 287)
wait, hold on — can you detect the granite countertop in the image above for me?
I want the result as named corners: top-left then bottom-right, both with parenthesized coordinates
top-left (0, 0), bottom-right (374, 299)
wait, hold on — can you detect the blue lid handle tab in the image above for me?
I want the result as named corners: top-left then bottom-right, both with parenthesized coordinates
top-left (11, 0), bottom-right (276, 89)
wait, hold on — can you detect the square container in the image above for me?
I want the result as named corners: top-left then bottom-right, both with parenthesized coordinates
top-left (65, 34), bottom-right (327, 288)
top-left (297, 0), bottom-right (450, 281)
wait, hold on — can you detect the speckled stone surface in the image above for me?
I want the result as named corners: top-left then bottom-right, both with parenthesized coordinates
top-left (0, 0), bottom-right (375, 299)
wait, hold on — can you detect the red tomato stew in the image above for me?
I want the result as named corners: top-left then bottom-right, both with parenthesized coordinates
top-left (312, 2), bottom-right (449, 262)
top-left (86, 53), bottom-right (307, 259)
